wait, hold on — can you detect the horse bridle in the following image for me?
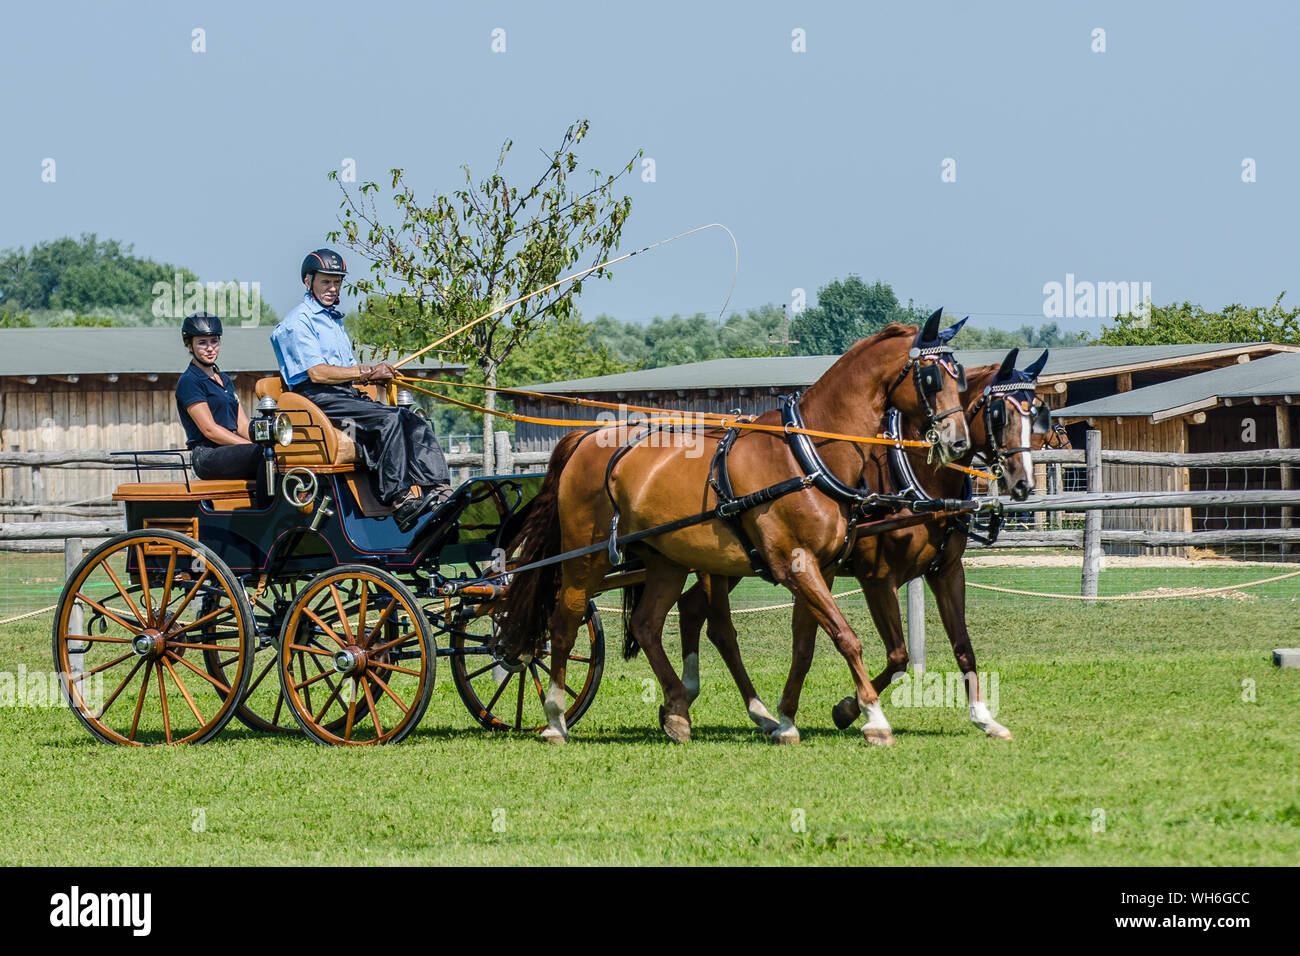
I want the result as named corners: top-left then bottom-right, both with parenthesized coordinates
top-left (969, 381), bottom-right (1049, 480)
top-left (884, 342), bottom-right (967, 445)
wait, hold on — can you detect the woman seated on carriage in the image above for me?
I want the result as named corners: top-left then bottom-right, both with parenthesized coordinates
top-left (175, 312), bottom-right (262, 482)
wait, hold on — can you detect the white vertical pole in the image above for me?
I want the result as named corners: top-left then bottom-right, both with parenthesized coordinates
top-left (906, 577), bottom-right (925, 674)
top-left (65, 537), bottom-right (86, 673)
top-left (1082, 429), bottom-right (1102, 598)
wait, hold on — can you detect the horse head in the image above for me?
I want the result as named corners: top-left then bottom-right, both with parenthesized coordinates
top-left (893, 309), bottom-right (972, 464)
top-left (972, 348), bottom-right (1050, 501)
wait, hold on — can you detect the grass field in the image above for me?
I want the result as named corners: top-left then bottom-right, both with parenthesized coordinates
top-left (1, 563), bottom-right (1297, 865)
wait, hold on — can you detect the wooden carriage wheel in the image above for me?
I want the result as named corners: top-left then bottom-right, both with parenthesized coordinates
top-left (52, 530), bottom-right (254, 746)
top-left (443, 599), bottom-right (604, 734)
top-left (277, 566), bottom-right (435, 745)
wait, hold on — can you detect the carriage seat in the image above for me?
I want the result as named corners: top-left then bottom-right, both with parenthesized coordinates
top-left (255, 376), bottom-right (393, 517)
top-left (254, 376), bottom-right (383, 472)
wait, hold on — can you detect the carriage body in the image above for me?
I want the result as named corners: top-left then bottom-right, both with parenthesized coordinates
top-left (52, 380), bottom-right (604, 747)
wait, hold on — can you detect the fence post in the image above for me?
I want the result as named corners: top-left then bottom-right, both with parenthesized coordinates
top-left (906, 578), bottom-right (925, 674)
top-left (65, 537), bottom-right (86, 671)
top-left (1081, 429), bottom-right (1102, 598)
top-left (493, 431), bottom-right (514, 476)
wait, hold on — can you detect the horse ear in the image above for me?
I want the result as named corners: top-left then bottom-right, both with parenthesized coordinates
top-left (997, 348), bottom-right (1019, 381)
top-left (1025, 349), bottom-right (1049, 379)
top-left (920, 308), bottom-right (943, 343)
top-left (936, 315), bottom-right (968, 344)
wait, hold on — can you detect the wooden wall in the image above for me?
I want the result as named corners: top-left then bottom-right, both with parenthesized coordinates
top-left (1, 373), bottom-right (264, 521)
top-left (1084, 416), bottom-right (1190, 556)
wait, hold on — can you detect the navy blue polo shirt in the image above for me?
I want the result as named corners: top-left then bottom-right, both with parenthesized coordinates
top-left (175, 363), bottom-right (240, 448)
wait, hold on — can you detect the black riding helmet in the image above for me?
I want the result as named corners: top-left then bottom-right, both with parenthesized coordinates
top-left (181, 311), bottom-right (222, 345)
top-left (301, 248), bottom-right (347, 282)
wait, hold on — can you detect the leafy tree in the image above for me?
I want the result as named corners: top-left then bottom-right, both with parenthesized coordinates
top-left (329, 119), bottom-right (639, 470)
top-left (1096, 293), bottom-right (1300, 345)
top-left (950, 321), bottom-right (1088, 350)
top-left (0, 234), bottom-right (196, 315)
top-left (0, 307), bottom-right (32, 328)
top-left (790, 276), bottom-right (926, 355)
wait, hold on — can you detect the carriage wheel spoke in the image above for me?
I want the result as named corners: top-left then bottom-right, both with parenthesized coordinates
top-left (94, 656), bottom-right (146, 719)
top-left (129, 660), bottom-right (153, 741)
top-left (72, 651), bottom-right (135, 683)
top-left (103, 561), bottom-right (148, 632)
top-left (135, 545), bottom-right (154, 625)
top-left (362, 679), bottom-right (384, 739)
top-left (355, 581), bottom-right (368, 647)
top-left (291, 668), bottom-right (337, 693)
top-left (166, 652), bottom-right (230, 694)
top-left (368, 659), bottom-right (421, 677)
top-left (462, 660), bottom-right (499, 681)
top-left (163, 657), bottom-right (205, 725)
top-left (534, 659), bottom-right (578, 700)
top-left (369, 630), bottom-right (416, 656)
top-left (157, 546), bottom-right (178, 622)
top-left (310, 664), bottom-right (347, 725)
top-left (168, 640), bottom-right (240, 653)
top-left (484, 669), bottom-right (513, 714)
top-left (288, 642), bottom-right (335, 657)
top-left (156, 665), bottom-right (172, 743)
top-left (168, 604), bottom-right (236, 638)
top-left (514, 670), bottom-right (525, 728)
top-left (366, 670), bottom-right (409, 714)
top-left (529, 664), bottom-right (547, 707)
top-left (329, 584), bottom-right (354, 644)
top-left (163, 567), bottom-right (211, 630)
top-left (74, 593), bottom-right (143, 635)
top-left (365, 600), bottom-right (398, 645)
top-left (303, 607), bottom-right (347, 648)
top-left (245, 654), bottom-right (276, 695)
top-left (343, 681), bottom-right (360, 740)
top-left (68, 634), bottom-right (132, 645)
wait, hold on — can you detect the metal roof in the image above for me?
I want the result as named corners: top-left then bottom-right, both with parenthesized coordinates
top-left (526, 343), bottom-right (1296, 394)
top-left (1058, 352), bottom-right (1300, 421)
top-left (0, 327), bottom-right (463, 377)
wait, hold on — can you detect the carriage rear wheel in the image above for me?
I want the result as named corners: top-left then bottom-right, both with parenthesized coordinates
top-left (52, 529), bottom-right (254, 745)
top-left (277, 566), bottom-right (435, 745)
top-left (444, 599), bottom-right (604, 733)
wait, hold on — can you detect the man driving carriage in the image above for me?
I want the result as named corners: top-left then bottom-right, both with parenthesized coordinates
top-left (270, 248), bottom-right (453, 532)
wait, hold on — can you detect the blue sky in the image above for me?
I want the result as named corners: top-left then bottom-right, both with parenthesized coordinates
top-left (3, 0), bottom-right (1297, 334)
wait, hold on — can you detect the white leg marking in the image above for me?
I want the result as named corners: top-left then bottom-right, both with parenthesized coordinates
top-left (682, 652), bottom-right (700, 705)
top-left (970, 699), bottom-right (1012, 740)
top-left (540, 679), bottom-right (569, 743)
top-left (860, 699), bottom-right (895, 745)
top-left (770, 709), bottom-right (800, 745)
top-left (747, 697), bottom-right (779, 734)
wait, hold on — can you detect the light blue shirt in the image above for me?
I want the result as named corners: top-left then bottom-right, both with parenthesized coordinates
top-left (271, 293), bottom-right (357, 386)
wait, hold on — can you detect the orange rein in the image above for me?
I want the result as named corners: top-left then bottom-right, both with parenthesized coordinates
top-left (392, 375), bottom-right (998, 481)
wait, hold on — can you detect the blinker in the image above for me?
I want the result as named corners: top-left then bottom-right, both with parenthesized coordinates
top-left (1032, 403), bottom-right (1051, 435)
top-left (918, 363), bottom-right (943, 395)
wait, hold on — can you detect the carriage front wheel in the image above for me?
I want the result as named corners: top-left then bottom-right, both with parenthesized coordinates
top-left (52, 529), bottom-right (254, 745)
top-left (277, 566), bottom-right (435, 745)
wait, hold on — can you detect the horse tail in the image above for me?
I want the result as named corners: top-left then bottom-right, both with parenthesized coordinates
top-left (621, 581), bottom-right (645, 660)
top-left (495, 429), bottom-right (592, 658)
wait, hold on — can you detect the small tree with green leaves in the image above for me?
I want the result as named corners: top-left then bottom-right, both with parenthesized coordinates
top-left (1097, 293), bottom-right (1300, 345)
top-left (328, 120), bottom-right (639, 469)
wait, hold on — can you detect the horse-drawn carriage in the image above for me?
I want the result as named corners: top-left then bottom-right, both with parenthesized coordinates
top-left (54, 312), bottom-right (1051, 748)
top-left (52, 375), bottom-right (606, 746)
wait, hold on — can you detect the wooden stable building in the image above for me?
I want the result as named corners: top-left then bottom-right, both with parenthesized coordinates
top-left (1057, 351), bottom-right (1300, 556)
top-left (0, 327), bottom-right (461, 523)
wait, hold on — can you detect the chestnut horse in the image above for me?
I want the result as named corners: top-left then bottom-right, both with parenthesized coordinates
top-left (673, 349), bottom-right (1052, 743)
top-left (496, 317), bottom-right (972, 744)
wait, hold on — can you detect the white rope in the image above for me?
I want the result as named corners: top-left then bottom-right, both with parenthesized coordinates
top-left (0, 604), bottom-right (57, 626)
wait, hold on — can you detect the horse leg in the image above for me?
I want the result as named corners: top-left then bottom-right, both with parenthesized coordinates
top-left (926, 560), bottom-right (1012, 740)
top-left (677, 576), bottom-right (707, 707)
top-left (831, 577), bottom-right (910, 730)
top-left (776, 563), bottom-right (894, 747)
top-left (628, 555), bottom-right (693, 742)
top-left (772, 598), bottom-right (817, 745)
top-left (541, 556), bottom-right (607, 744)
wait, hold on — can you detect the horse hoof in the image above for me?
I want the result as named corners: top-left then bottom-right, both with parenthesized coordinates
top-left (985, 725), bottom-right (1013, 741)
top-left (831, 697), bottom-right (859, 730)
top-left (862, 726), bottom-right (895, 747)
top-left (769, 727), bottom-right (800, 746)
top-left (662, 714), bottom-right (691, 743)
top-left (540, 727), bottom-right (568, 745)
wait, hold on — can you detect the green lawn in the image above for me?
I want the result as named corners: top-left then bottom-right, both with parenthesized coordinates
top-left (1, 566), bottom-right (1297, 865)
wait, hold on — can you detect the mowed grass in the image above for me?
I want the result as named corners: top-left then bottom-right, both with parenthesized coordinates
top-left (1, 565), bottom-right (1298, 866)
